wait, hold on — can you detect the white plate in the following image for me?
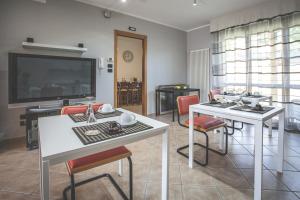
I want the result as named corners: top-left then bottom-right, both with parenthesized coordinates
top-left (84, 130), bottom-right (100, 136)
top-left (99, 109), bottom-right (115, 114)
top-left (118, 120), bottom-right (137, 127)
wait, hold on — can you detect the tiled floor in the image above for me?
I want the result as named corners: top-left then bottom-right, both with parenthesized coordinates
top-left (1, 113), bottom-right (300, 199)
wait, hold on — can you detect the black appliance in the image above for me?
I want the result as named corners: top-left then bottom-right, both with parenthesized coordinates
top-left (24, 106), bottom-right (61, 150)
top-left (9, 53), bottom-right (96, 104)
top-left (155, 84), bottom-right (200, 121)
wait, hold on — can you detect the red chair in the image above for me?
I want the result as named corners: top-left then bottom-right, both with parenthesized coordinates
top-left (176, 95), bottom-right (228, 166)
top-left (60, 103), bottom-right (102, 115)
top-left (208, 88), bottom-right (222, 101)
top-left (61, 105), bottom-right (133, 200)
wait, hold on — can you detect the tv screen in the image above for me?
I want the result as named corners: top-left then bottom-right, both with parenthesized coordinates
top-left (9, 53), bottom-right (96, 104)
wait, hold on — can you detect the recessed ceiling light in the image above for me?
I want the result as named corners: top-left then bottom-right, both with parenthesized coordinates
top-left (121, 0), bottom-right (127, 3)
top-left (193, 0), bottom-right (197, 6)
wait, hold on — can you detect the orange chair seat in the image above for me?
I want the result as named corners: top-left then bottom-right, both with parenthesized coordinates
top-left (184, 115), bottom-right (224, 131)
top-left (61, 103), bottom-right (102, 115)
top-left (66, 146), bottom-right (132, 174)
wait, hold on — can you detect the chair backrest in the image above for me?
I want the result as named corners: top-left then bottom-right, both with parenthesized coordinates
top-left (208, 88), bottom-right (222, 101)
top-left (61, 103), bottom-right (102, 115)
top-left (177, 95), bottom-right (200, 116)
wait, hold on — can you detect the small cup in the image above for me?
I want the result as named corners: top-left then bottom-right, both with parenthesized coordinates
top-left (251, 99), bottom-right (259, 107)
top-left (101, 104), bottom-right (113, 112)
top-left (120, 113), bottom-right (136, 124)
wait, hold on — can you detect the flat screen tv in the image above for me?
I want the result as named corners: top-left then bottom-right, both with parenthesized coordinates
top-left (9, 53), bottom-right (96, 104)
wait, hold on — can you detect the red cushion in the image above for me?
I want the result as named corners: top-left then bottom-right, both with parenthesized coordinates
top-left (61, 103), bottom-right (103, 115)
top-left (209, 89), bottom-right (222, 101)
top-left (210, 89), bottom-right (221, 97)
top-left (185, 115), bottom-right (223, 130)
top-left (67, 146), bottom-right (130, 170)
top-left (177, 95), bottom-right (200, 115)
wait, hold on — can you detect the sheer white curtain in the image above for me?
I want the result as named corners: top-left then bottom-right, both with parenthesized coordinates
top-left (212, 11), bottom-right (300, 130)
top-left (189, 49), bottom-right (210, 102)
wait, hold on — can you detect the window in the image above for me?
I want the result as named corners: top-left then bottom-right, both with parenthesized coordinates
top-left (212, 12), bottom-right (300, 129)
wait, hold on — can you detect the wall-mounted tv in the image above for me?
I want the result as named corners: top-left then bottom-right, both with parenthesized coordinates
top-left (9, 53), bottom-right (96, 104)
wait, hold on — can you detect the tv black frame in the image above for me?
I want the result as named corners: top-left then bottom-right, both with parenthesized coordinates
top-left (8, 53), bottom-right (96, 104)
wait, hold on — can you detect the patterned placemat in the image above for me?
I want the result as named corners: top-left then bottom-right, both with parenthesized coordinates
top-left (230, 105), bottom-right (274, 114)
top-left (202, 102), bottom-right (236, 108)
top-left (69, 110), bottom-right (123, 123)
top-left (72, 121), bottom-right (153, 145)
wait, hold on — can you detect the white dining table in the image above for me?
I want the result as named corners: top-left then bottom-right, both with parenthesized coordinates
top-left (38, 108), bottom-right (170, 200)
top-left (215, 94), bottom-right (273, 136)
top-left (188, 104), bottom-right (285, 200)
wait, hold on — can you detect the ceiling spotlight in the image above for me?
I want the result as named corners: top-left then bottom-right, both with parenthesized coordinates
top-left (193, 0), bottom-right (197, 6)
top-left (121, 0), bottom-right (127, 2)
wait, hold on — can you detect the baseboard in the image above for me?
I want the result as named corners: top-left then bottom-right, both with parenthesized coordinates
top-left (0, 136), bottom-right (26, 145)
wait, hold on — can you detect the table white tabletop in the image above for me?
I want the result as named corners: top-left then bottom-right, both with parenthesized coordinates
top-left (190, 103), bottom-right (283, 123)
top-left (39, 108), bottom-right (169, 164)
top-left (214, 94), bottom-right (272, 103)
top-left (188, 103), bottom-right (285, 200)
top-left (38, 108), bottom-right (170, 200)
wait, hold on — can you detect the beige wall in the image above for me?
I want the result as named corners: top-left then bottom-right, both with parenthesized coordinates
top-left (117, 36), bottom-right (143, 82)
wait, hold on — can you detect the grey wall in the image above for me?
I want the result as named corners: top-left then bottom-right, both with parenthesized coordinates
top-left (0, 0), bottom-right (187, 139)
top-left (186, 26), bottom-right (211, 84)
top-left (187, 26), bottom-right (211, 52)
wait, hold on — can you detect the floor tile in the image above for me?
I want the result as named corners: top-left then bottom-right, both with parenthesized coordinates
top-left (263, 156), bottom-right (297, 171)
top-left (145, 183), bottom-right (182, 200)
top-left (228, 144), bottom-right (250, 155)
top-left (211, 168), bottom-right (251, 189)
top-left (217, 187), bottom-right (253, 200)
top-left (271, 170), bottom-right (300, 192)
top-left (228, 154), bottom-right (254, 169)
top-left (182, 185), bottom-right (221, 200)
top-left (180, 165), bottom-right (215, 186)
top-left (262, 190), bottom-right (299, 200)
top-left (0, 190), bottom-right (40, 200)
top-left (1, 114), bottom-right (300, 199)
top-left (286, 157), bottom-right (300, 171)
top-left (241, 169), bottom-right (288, 191)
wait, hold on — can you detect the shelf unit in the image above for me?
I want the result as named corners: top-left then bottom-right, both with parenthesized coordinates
top-left (22, 42), bottom-right (87, 53)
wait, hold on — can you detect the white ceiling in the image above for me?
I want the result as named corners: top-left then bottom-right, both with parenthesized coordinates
top-left (76, 0), bottom-right (271, 31)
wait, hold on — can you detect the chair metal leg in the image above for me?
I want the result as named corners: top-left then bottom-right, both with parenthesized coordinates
top-left (177, 131), bottom-right (209, 166)
top-left (227, 120), bottom-right (244, 135)
top-left (70, 174), bottom-right (75, 200)
top-left (177, 126), bottom-right (229, 166)
top-left (127, 157), bottom-right (133, 200)
top-left (63, 157), bottom-right (133, 200)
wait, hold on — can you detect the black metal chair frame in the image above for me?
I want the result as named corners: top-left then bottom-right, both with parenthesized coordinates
top-left (227, 120), bottom-right (244, 135)
top-left (63, 157), bottom-right (133, 200)
top-left (177, 111), bottom-right (229, 166)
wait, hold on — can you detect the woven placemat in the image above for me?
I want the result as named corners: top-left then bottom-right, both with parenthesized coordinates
top-left (72, 121), bottom-right (153, 145)
top-left (230, 105), bottom-right (274, 114)
top-left (202, 102), bottom-right (236, 108)
top-left (69, 110), bottom-right (123, 123)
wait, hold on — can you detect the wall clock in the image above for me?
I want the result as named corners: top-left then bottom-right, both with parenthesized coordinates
top-left (123, 50), bottom-right (134, 63)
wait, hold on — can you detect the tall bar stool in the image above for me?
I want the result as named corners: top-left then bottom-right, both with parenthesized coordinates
top-left (61, 104), bottom-right (133, 200)
top-left (176, 95), bottom-right (229, 166)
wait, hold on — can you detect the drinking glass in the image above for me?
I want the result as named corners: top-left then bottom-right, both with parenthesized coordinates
top-left (87, 103), bottom-right (97, 124)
